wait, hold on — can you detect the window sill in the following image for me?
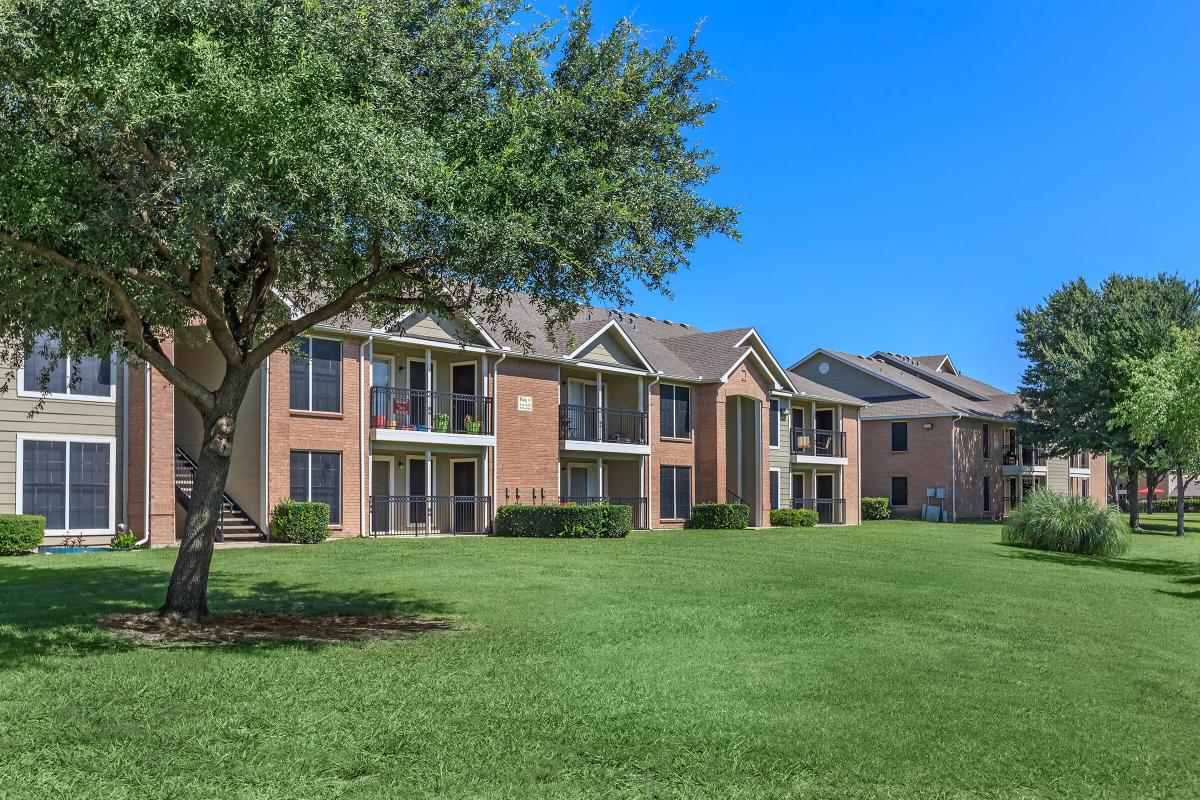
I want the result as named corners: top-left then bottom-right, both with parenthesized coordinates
top-left (290, 410), bottom-right (345, 420)
top-left (660, 436), bottom-right (693, 443)
top-left (15, 390), bottom-right (116, 404)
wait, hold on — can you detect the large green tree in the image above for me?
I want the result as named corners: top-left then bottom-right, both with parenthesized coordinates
top-left (0, 0), bottom-right (737, 616)
top-left (1114, 326), bottom-right (1200, 536)
top-left (1016, 274), bottom-right (1200, 528)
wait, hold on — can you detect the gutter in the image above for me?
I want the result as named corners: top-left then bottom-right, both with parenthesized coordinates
top-left (950, 413), bottom-right (963, 522)
top-left (135, 366), bottom-right (151, 547)
top-left (647, 373), bottom-right (662, 529)
top-left (491, 351), bottom-right (507, 522)
top-left (359, 335), bottom-right (374, 536)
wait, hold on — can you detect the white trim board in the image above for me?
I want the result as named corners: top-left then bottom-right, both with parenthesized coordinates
top-left (15, 433), bottom-right (118, 536)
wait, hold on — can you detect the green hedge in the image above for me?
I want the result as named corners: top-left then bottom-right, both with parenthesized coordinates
top-left (270, 500), bottom-right (331, 543)
top-left (862, 497), bottom-right (890, 520)
top-left (770, 508), bottom-right (818, 528)
top-left (1120, 498), bottom-right (1200, 514)
top-left (688, 503), bottom-right (748, 530)
top-left (493, 504), bottom-right (632, 538)
top-left (0, 515), bottom-right (44, 555)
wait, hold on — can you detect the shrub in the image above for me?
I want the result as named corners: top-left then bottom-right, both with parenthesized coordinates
top-left (271, 500), bottom-right (331, 543)
top-left (770, 508), bottom-right (818, 528)
top-left (862, 497), bottom-right (890, 520)
top-left (110, 531), bottom-right (137, 550)
top-left (688, 503), bottom-right (748, 530)
top-left (0, 515), bottom-right (44, 555)
top-left (493, 504), bottom-right (632, 538)
top-left (1002, 488), bottom-right (1130, 557)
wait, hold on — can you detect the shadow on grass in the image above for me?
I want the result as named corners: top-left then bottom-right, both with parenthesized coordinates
top-left (996, 544), bottom-right (1200, 600)
top-left (0, 559), bottom-right (453, 668)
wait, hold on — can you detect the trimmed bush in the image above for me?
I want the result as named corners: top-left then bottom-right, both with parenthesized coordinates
top-left (1002, 488), bottom-right (1130, 557)
top-left (0, 515), bottom-right (44, 555)
top-left (770, 508), bottom-right (818, 528)
top-left (862, 497), bottom-right (891, 520)
top-left (271, 500), bottom-right (331, 543)
top-left (110, 531), bottom-right (137, 550)
top-left (493, 504), bottom-right (632, 538)
top-left (688, 503), bottom-right (749, 530)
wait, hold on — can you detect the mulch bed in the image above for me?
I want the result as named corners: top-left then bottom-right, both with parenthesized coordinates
top-left (99, 611), bottom-right (454, 645)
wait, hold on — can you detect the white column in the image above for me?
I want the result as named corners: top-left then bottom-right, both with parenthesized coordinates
top-left (425, 348), bottom-right (433, 424)
top-left (598, 458), bottom-right (605, 500)
top-left (596, 370), bottom-right (604, 440)
top-left (425, 449), bottom-right (433, 535)
top-left (638, 458), bottom-right (646, 528)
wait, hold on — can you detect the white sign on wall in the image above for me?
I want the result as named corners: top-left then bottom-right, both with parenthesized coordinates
top-left (516, 395), bottom-right (533, 412)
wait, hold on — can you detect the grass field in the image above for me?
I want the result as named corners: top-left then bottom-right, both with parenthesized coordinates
top-left (2, 517), bottom-right (1200, 799)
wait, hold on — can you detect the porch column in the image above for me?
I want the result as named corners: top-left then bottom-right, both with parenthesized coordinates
top-left (425, 449), bottom-right (433, 535)
top-left (637, 376), bottom-right (644, 444)
top-left (425, 348), bottom-right (433, 423)
top-left (598, 458), bottom-right (605, 501)
top-left (1016, 430), bottom-right (1024, 504)
top-left (811, 467), bottom-right (818, 512)
top-left (736, 398), bottom-right (744, 501)
top-left (638, 457), bottom-right (646, 528)
top-left (596, 370), bottom-right (604, 440)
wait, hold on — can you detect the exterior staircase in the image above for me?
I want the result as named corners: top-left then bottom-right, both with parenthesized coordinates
top-left (174, 446), bottom-right (265, 543)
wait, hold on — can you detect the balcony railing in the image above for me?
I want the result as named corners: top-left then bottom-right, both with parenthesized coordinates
top-left (790, 497), bottom-right (846, 525)
top-left (370, 387), bottom-right (492, 434)
top-left (790, 427), bottom-right (846, 458)
top-left (369, 495), bottom-right (492, 535)
top-left (1002, 444), bottom-right (1046, 467)
top-left (1069, 453), bottom-right (1091, 470)
top-left (558, 404), bottom-right (647, 445)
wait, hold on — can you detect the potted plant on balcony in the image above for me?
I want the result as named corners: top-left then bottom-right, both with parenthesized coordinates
top-left (464, 415), bottom-right (482, 434)
top-left (433, 412), bottom-right (450, 432)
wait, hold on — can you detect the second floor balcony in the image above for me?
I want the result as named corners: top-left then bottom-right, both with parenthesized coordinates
top-left (1002, 444), bottom-right (1047, 474)
top-left (558, 404), bottom-right (649, 451)
top-left (370, 386), bottom-right (493, 437)
top-left (790, 427), bottom-right (847, 461)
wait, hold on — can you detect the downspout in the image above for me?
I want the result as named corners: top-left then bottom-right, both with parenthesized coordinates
top-left (647, 373), bottom-right (661, 529)
top-left (359, 335), bottom-right (374, 536)
top-left (950, 413), bottom-right (963, 522)
top-left (121, 364), bottom-right (129, 533)
top-left (261, 356), bottom-right (270, 528)
top-left (135, 366), bottom-right (151, 547)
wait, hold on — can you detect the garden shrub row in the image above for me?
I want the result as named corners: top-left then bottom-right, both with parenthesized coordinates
top-left (862, 497), bottom-right (890, 520)
top-left (1119, 497), bottom-right (1200, 514)
top-left (271, 500), bottom-right (331, 543)
top-left (769, 508), bottom-right (818, 528)
top-left (493, 504), bottom-right (632, 538)
top-left (0, 515), bottom-right (44, 555)
top-left (687, 503), bottom-right (748, 530)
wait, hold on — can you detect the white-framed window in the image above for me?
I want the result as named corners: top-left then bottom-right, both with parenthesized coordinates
top-left (290, 450), bottom-right (342, 524)
top-left (290, 337), bottom-right (342, 412)
top-left (17, 334), bottom-right (115, 403)
top-left (16, 434), bottom-right (116, 534)
top-left (659, 384), bottom-right (691, 438)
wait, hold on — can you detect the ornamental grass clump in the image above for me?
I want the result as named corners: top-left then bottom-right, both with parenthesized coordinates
top-left (1002, 488), bottom-right (1131, 557)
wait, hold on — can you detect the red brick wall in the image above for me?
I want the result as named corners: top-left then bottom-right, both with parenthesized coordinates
top-left (842, 407), bottom-right (861, 524)
top-left (127, 342), bottom-right (176, 546)
top-left (953, 419), bottom-right (1006, 519)
top-left (495, 357), bottom-right (559, 506)
top-left (649, 380), bottom-right (699, 528)
top-left (861, 417), bottom-right (952, 519)
top-left (266, 338), bottom-right (366, 538)
top-left (1090, 453), bottom-right (1108, 502)
top-left (716, 362), bottom-right (773, 527)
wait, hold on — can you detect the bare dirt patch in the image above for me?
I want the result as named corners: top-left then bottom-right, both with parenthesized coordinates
top-left (100, 611), bottom-right (454, 645)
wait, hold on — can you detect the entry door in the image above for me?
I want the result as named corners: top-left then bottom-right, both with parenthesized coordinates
top-left (792, 473), bottom-right (805, 507)
top-left (567, 466), bottom-right (593, 502)
top-left (451, 364), bottom-right (476, 432)
top-left (371, 358), bottom-right (393, 428)
top-left (565, 381), bottom-right (599, 440)
top-left (371, 460), bottom-right (392, 534)
top-left (408, 457), bottom-right (427, 530)
top-left (452, 461), bottom-right (476, 532)
top-left (408, 360), bottom-right (428, 428)
top-left (816, 474), bottom-right (835, 524)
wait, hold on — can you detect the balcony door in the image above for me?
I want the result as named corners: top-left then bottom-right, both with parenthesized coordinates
top-left (814, 408), bottom-right (835, 456)
top-left (370, 356), bottom-right (394, 429)
top-left (566, 464), bottom-right (598, 502)
top-left (816, 474), bottom-right (835, 524)
top-left (451, 362), bottom-right (477, 432)
top-left (407, 455), bottom-right (428, 528)
top-left (407, 357), bottom-right (429, 428)
top-left (565, 380), bottom-right (599, 440)
top-left (370, 458), bottom-right (393, 534)
top-left (451, 459), bottom-right (477, 533)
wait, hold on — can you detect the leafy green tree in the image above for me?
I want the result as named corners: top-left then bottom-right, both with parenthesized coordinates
top-left (0, 0), bottom-right (736, 617)
top-left (1114, 326), bottom-right (1200, 535)
top-left (1016, 274), bottom-right (1200, 528)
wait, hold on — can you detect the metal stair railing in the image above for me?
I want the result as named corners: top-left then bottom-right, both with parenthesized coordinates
top-left (174, 446), bottom-right (262, 542)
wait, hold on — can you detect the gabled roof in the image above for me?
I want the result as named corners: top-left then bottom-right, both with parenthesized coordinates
top-left (785, 371), bottom-right (868, 407)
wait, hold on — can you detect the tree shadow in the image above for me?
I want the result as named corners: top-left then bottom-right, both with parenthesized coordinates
top-left (1134, 520), bottom-right (1194, 537)
top-left (995, 544), bottom-right (1197, 577)
top-left (1156, 575), bottom-right (1200, 601)
top-left (0, 560), bottom-right (454, 669)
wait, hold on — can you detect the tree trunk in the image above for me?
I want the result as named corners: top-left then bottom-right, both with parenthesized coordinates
top-left (1128, 463), bottom-right (1140, 530)
top-left (160, 371), bottom-right (251, 618)
top-left (1177, 466), bottom-right (1187, 537)
top-left (1144, 469), bottom-right (1155, 515)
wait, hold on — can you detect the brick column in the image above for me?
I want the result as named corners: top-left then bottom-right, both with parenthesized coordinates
top-left (126, 342), bottom-right (176, 547)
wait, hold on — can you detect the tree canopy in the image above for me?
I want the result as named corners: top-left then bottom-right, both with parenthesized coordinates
top-left (0, 0), bottom-right (737, 615)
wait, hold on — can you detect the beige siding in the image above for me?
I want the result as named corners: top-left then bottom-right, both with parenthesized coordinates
top-left (770, 400), bottom-right (790, 508)
top-left (0, 371), bottom-right (124, 524)
top-left (576, 333), bottom-right (640, 368)
top-left (1046, 457), bottom-right (1069, 494)
top-left (792, 355), bottom-right (904, 400)
top-left (396, 312), bottom-right (482, 345)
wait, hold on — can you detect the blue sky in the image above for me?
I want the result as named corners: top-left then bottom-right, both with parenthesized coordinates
top-left (541, 1), bottom-right (1200, 390)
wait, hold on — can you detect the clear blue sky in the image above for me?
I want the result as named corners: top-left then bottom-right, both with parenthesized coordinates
top-left (544, 1), bottom-right (1200, 390)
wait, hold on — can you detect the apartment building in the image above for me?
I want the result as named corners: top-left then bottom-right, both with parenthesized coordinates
top-left (4, 302), bottom-right (865, 546)
top-left (790, 350), bottom-right (1106, 520)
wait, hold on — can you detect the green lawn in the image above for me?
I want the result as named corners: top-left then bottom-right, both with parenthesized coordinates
top-left (2, 519), bottom-right (1200, 800)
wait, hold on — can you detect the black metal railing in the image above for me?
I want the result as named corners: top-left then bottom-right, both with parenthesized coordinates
top-left (368, 495), bottom-right (492, 536)
top-left (370, 387), bottom-right (492, 434)
top-left (174, 446), bottom-right (264, 542)
top-left (558, 495), bottom-right (647, 527)
top-left (1069, 453), bottom-right (1091, 470)
top-left (790, 497), bottom-right (846, 525)
top-left (559, 496), bottom-right (608, 505)
top-left (790, 427), bottom-right (845, 458)
top-left (1003, 444), bottom-right (1046, 467)
top-left (558, 404), bottom-right (647, 444)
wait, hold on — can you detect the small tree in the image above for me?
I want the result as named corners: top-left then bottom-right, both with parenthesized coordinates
top-left (0, 0), bottom-right (737, 616)
top-left (1114, 326), bottom-right (1200, 536)
top-left (1017, 274), bottom-right (1200, 529)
